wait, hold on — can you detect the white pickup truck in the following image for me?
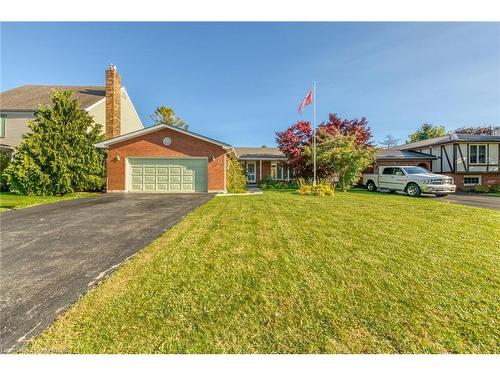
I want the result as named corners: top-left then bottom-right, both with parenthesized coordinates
top-left (362, 166), bottom-right (456, 197)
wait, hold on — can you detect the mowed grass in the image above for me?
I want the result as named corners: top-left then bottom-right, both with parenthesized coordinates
top-left (26, 191), bottom-right (500, 353)
top-left (0, 192), bottom-right (98, 212)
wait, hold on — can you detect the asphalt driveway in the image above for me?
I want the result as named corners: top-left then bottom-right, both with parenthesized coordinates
top-left (423, 192), bottom-right (500, 210)
top-left (0, 193), bottom-right (213, 353)
top-left (373, 189), bottom-right (499, 210)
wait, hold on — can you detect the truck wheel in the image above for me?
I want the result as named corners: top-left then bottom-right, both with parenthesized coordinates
top-left (405, 183), bottom-right (421, 197)
top-left (366, 181), bottom-right (377, 192)
top-left (435, 194), bottom-right (448, 197)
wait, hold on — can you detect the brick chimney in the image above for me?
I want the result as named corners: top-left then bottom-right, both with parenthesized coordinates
top-left (105, 64), bottom-right (121, 139)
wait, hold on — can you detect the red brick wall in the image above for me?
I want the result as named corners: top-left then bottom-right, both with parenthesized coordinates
top-left (105, 65), bottom-right (121, 139)
top-left (261, 161), bottom-right (271, 181)
top-left (106, 127), bottom-right (227, 192)
top-left (442, 173), bottom-right (500, 189)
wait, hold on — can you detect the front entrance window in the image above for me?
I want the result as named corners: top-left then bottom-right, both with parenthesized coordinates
top-left (270, 162), bottom-right (277, 179)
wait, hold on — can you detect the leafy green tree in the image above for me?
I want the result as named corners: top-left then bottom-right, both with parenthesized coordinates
top-left (226, 157), bottom-right (247, 193)
top-left (0, 152), bottom-right (10, 191)
top-left (315, 131), bottom-right (376, 192)
top-left (407, 123), bottom-right (446, 143)
top-left (3, 91), bottom-right (106, 195)
top-left (149, 106), bottom-right (188, 129)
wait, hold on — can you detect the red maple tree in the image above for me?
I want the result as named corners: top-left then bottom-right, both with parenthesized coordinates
top-left (276, 113), bottom-right (372, 178)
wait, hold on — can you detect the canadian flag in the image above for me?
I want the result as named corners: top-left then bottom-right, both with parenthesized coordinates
top-left (298, 90), bottom-right (313, 113)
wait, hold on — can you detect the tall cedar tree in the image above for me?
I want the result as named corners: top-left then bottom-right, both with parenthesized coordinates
top-left (276, 113), bottom-right (372, 178)
top-left (4, 91), bottom-right (106, 195)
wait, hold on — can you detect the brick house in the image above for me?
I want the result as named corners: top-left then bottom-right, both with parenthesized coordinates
top-left (95, 124), bottom-right (233, 193)
top-left (94, 130), bottom-right (294, 193)
top-left (370, 131), bottom-right (500, 189)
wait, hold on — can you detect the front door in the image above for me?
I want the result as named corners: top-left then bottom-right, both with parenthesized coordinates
top-left (246, 161), bottom-right (256, 183)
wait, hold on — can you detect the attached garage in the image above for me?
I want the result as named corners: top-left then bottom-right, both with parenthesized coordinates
top-left (128, 158), bottom-right (208, 192)
top-left (95, 124), bottom-right (232, 193)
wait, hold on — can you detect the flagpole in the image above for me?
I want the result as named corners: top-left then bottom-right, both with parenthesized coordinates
top-left (313, 81), bottom-right (317, 186)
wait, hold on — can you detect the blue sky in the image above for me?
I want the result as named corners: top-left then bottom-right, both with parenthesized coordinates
top-left (1, 22), bottom-right (499, 146)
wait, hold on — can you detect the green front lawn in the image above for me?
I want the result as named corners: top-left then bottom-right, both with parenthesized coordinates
top-left (0, 192), bottom-right (98, 212)
top-left (27, 191), bottom-right (500, 353)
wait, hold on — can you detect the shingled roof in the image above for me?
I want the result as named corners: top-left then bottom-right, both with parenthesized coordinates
top-left (0, 85), bottom-right (105, 111)
top-left (396, 133), bottom-right (500, 150)
top-left (234, 147), bottom-right (287, 160)
top-left (376, 149), bottom-right (437, 160)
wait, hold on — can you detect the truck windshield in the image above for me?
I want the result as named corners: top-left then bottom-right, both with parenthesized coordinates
top-left (403, 167), bottom-right (429, 174)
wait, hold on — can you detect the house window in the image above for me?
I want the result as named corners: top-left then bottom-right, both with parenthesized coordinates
top-left (469, 144), bottom-right (486, 164)
top-left (270, 162), bottom-right (277, 179)
top-left (0, 115), bottom-right (5, 138)
top-left (463, 176), bottom-right (481, 186)
top-left (277, 163), bottom-right (284, 180)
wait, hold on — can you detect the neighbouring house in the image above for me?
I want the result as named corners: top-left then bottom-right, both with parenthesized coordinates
top-left (0, 64), bottom-right (143, 155)
top-left (369, 128), bottom-right (500, 189)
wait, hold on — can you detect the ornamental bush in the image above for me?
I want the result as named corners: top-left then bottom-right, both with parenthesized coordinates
top-left (296, 178), bottom-right (335, 196)
top-left (3, 91), bottom-right (107, 196)
top-left (226, 157), bottom-right (247, 193)
top-left (258, 176), bottom-right (297, 190)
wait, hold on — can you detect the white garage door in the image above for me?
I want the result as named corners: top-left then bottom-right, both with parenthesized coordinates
top-left (128, 158), bottom-right (208, 192)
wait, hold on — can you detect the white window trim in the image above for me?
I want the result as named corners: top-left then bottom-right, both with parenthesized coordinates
top-left (468, 144), bottom-right (487, 165)
top-left (463, 175), bottom-right (482, 186)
